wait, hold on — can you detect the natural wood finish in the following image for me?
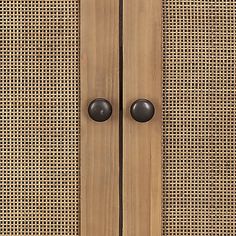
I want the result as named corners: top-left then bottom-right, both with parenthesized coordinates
top-left (81, 0), bottom-right (119, 235)
top-left (123, 0), bottom-right (162, 235)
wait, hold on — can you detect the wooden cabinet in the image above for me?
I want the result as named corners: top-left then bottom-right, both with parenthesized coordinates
top-left (1, 0), bottom-right (236, 235)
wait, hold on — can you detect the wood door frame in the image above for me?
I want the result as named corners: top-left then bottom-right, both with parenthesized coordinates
top-left (81, 0), bottom-right (120, 235)
top-left (123, 0), bottom-right (162, 235)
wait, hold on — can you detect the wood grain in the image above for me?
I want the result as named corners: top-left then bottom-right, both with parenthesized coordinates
top-left (123, 0), bottom-right (162, 235)
top-left (81, 0), bottom-right (119, 235)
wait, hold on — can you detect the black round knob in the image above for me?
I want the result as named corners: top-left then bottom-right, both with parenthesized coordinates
top-left (88, 98), bottom-right (112, 122)
top-left (130, 99), bottom-right (155, 123)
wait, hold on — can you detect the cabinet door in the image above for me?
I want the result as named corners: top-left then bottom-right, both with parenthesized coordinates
top-left (123, 0), bottom-right (162, 235)
top-left (81, 0), bottom-right (119, 235)
top-left (0, 1), bottom-right (119, 235)
top-left (124, 0), bottom-right (236, 236)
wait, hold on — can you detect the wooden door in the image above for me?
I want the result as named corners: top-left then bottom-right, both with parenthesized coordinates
top-left (81, 0), bottom-right (119, 235)
top-left (123, 0), bottom-right (162, 235)
top-left (123, 0), bottom-right (236, 236)
top-left (0, 0), bottom-right (119, 235)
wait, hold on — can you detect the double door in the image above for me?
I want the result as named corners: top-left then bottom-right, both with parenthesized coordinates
top-left (82, 0), bottom-right (161, 235)
top-left (1, 0), bottom-right (236, 235)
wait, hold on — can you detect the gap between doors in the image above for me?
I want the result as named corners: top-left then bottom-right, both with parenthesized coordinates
top-left (119, 0), bottom-right (124, 235)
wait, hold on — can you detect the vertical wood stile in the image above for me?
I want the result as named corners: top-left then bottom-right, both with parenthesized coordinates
top-left (123, 0), bottom-right (162, 235)
top-left (81, 0), bottom-right (120, 235)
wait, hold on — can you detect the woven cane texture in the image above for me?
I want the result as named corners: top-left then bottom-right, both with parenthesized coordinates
top-left (0, 1), bottom-right (80, 235)
top-left (162, 1), bottom-right (236, 235)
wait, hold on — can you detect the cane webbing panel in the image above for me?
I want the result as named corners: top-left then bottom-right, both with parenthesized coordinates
top-left (0, 1), bottom-right (80, 235)
top-left (163, 0), bottom-right (236, 235)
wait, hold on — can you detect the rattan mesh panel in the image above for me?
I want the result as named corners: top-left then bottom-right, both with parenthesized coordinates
top-left (163, 0), bottom-right (236, 235)
top-left (0, 1), bottom-right (80, 235)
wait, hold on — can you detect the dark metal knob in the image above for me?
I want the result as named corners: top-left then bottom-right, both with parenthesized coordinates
top-left (88, 98), bottom-right (112, 122)
top-left (130, 99), bottom-right (155, 123)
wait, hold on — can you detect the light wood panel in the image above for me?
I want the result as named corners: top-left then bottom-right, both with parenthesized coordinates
top-left (123, 0), bottom-right (162, 235)
top-left (81, 0), bottom-right (119, 235)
